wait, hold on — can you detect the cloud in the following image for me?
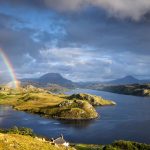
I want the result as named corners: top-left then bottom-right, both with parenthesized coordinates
top-left (38, 47), bottom-right (121, 81)
top-left (40, 0), bottom-right (150, 19)
top-left (0, 2), bottom-right (150, 82)
top-left (1, 0), bottom-right (150, 20)
top-left (90, 0), bottom-right (150, 21)
top-left (37, 0), bottom-right (150, 20)
top-left (38, 46), bottom-right (150, 81)
top-left (62, 0), bottom-right (150, 21)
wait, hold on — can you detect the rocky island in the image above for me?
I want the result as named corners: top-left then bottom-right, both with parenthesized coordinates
top-left (0, 85), bottom-right (116, 120)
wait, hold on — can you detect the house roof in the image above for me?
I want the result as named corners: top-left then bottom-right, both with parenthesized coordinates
top-left (54, 137), bottom-right (66, 145)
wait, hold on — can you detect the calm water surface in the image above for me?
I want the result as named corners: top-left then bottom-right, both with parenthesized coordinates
top-left (0, 89), bottom-right (150, 144)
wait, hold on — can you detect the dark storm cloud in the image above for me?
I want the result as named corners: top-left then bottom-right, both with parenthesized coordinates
top-left (0, 25), bottom-right (40, 64)
top-left (0, 12), bottom-right (45, 81)
top-left (58, 7), bottom-right (150, 55)
top-left (0, 1), bottom-right (150, 82)
top-left (0, 10), bottom-right (64, 65)
top-left (1, 0), bottom-right (150, 20)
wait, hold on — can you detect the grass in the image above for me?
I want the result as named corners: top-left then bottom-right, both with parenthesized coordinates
top-left (0, 127), bottom-right (150, 150)
top-left (35, 100), bottom-right (98, 119)
top-left (1, 134), bottom-right (150, 150)
top-left (0, 133), bottom-right (73, 150)
top-left (66, 93), bottom-right (116, 106)
top-left (15, 93), bottom-right (65, 110)
top-left (75, 141), bottom-right (150, 150)
top-left (0, 126), bottom-right (73, 150)
top-left (104, 140), bottom-right (150, 150)
top-left (75, 144), bottom-right (103, 150)
top-left (0, 86), bottom-right (116, 120)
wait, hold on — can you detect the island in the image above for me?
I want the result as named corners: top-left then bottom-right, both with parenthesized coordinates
top-left (0, 85), bottom-right (116, 120)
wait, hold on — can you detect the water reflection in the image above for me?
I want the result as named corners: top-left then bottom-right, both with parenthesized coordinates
top-left (58, 119), bottom-right (96, 129)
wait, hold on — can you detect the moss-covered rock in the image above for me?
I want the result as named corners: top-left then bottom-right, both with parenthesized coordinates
top-left (39, 100), bottom-right (98, 120)
top-left (67, 93), bottom-right (116, 106)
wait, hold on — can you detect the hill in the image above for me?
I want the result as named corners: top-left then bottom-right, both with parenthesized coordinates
top-left (21, 73), bottom-right (75, 88)
top-left (39, 73), bottom-right (73, 86)
top-left (109, 75), bottom-right (140, 85)
top-left (79, 75), bottom-right (150, 88)
top-left (0, 133), bottom-right (73, 150)
top-left (0, 132), bottom-right (150, 150)
top-left (67, 93), bottom-right (116, 106)
top-left (90, 83), bottom-right (150, 96)
top-left (0, 86), bottom-right (116, 120)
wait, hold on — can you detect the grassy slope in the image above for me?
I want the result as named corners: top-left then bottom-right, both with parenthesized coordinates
top-left (0, 133), bottom-right (73, 150)
top-left (66, 93), bottom-right (116, 106)
top-left (0, 87), bottom-right (116, 120)
top-left (1, 132), bottom-right (150, 150)
top-left (1, 126), bottom-right (150, 150)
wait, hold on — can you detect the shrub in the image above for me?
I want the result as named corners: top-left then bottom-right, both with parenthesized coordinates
top-left (0, 126), bottom-right (35, 137)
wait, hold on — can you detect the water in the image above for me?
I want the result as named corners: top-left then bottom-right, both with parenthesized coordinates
top-left (0, 89), bottom-right (150, 144)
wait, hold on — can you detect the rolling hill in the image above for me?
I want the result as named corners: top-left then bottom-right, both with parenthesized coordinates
top-left (108, 75), bottom-right (140, 85)
top-left (20, 73), bottom-right (75, 88)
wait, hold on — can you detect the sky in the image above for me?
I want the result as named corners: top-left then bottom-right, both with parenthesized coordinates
top-left (0, 0), bottom-right (150, 82)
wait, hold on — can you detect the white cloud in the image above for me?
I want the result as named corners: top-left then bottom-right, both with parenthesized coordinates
top-left (44, 0), bottom-right (150, 20)
top-left (39, 46), bottom-right (114, 81)
top-left (91, 0), bottom-right (150, 21)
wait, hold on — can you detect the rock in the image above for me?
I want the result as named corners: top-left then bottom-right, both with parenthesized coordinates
top-left (67, 93), bottom-right (116, 106)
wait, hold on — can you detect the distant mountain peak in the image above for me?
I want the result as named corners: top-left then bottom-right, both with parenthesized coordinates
top-left (41, 73), bottom-right (62, 77)
top-left (123, 75), bottom-right (137, 80)
top-left (110, 75), bottom-right (139, 85)
top-left (39, 73), bottom-right (63, 80)
top-left (20, 73), bottom-right (74, 88)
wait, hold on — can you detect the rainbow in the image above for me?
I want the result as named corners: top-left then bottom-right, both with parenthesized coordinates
top-left (0, 48), bottom-right (19, 88)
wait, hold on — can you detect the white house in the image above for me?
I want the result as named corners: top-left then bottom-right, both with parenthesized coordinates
top-left (52, 134), bottom-right (69, 147)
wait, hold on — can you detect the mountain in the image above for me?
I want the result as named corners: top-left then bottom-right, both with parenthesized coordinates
top-left (39, 73), bottom-right (72, 84)
top-left (109, 75), bottom-right (140, 85)
top-left (20, 74), bottom-right (150, 89)
top-left (21, 73), bottom-right (74, 88)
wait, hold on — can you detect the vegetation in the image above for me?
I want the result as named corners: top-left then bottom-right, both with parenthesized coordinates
top-left (0, 85), bottom-right (116, 120)
top-left (89, 83), bottom-right (150, 96)
top-left (75, 140), bottom-right (150, 150)
top-left (45, 84), bottom-right (68, 93)
top-left (0, 127), bottom-right (150, 150)
top-left (67, 93), bottom-right (116, 106)
top-left (0, 126), bottom-right (35, 137)
top-left (75, 144), bottom-right (103, 150)
top-left (0, 133), bottom-right (73, 150)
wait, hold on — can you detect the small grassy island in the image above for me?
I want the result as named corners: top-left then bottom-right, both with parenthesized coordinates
top-left (0, 85), bottom-right (116, 120)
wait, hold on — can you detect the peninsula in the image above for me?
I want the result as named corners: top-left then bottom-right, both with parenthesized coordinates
top-left (0, 85), bottom-right (116, 120)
